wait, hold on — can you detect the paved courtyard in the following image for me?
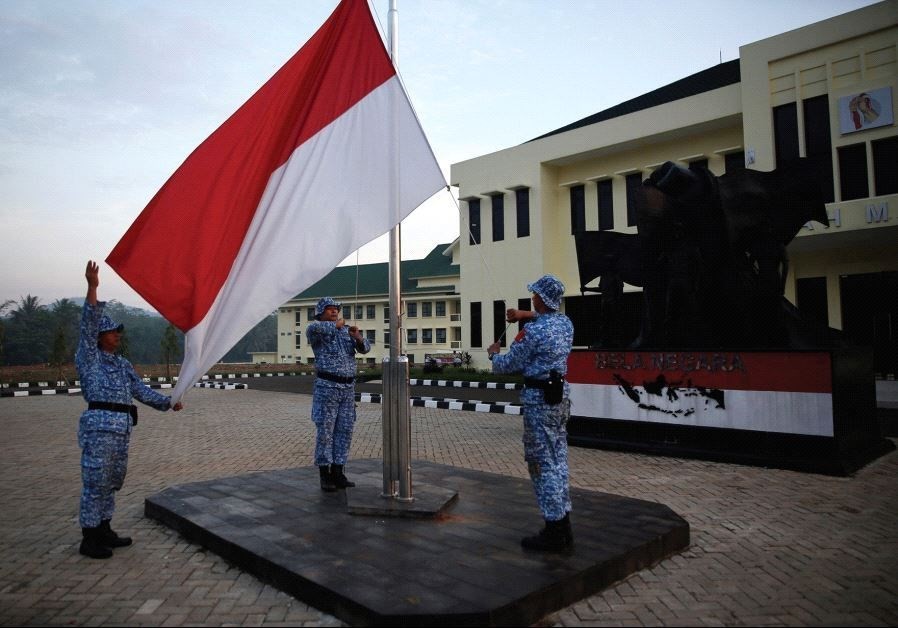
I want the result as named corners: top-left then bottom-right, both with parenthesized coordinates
top-left (1, 388), bottom-right (897, 626)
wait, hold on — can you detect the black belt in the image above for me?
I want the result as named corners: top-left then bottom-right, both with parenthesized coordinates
top-left (88, 401), bottom-right (138, 425)
top-left (316, 371), bottom-right (354, 384)
top-left (524, 378), bottom-right (550, 389)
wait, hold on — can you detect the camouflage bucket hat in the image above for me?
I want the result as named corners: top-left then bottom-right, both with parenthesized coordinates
top-left (98, 315), bottom-right (124, 334)
top-left (527, 274), bottom-right (565, 310)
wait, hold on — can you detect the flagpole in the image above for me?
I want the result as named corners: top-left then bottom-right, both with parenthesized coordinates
top-left (382, 0), bottom-right (413, 502)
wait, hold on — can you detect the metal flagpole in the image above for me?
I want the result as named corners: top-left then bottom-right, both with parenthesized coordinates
top-left (381, 0), bottom-right (413, 502)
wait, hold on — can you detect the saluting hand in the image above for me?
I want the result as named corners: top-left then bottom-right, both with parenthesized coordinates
top-left (85, 260), bottom-right (99, 288)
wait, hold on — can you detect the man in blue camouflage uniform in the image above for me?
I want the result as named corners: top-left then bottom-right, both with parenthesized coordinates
top-left (488, 274), bottom-right (575, 551)
top-left (76, 261), bottom-right (183, 559)
top-left (306, 297), bottom-right (370, 491)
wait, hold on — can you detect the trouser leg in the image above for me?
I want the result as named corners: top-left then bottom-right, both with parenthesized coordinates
top-left (522, 400), bottom-right (571, 521)
top-left (311, 384), bottom-right (340, 466)
top-left (79, 431), bottom-right (128, 529)
top-left (331, 387), bottom-right (357, 466)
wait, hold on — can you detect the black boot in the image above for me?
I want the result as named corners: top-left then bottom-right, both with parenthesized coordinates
top-left (521, 514), bottom-right (573, 552)
top-left (319, 465), bottom-right (337, 492)
top-left (80, 527), bottom-right (113, 559)
top-left (99, 519), bottom-right (132, 547)
top-left (331, 464), bottom-right (355, 489)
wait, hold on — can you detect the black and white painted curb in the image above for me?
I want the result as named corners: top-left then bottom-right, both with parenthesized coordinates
top-left (194, 382), bottom-right (249, 390)
top-left (408, 379), bottom-right (522, 390)
top-left (355, 392), bottom-right (521, 415)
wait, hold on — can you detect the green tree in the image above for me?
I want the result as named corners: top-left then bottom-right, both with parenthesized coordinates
top-left (49, 325), bottom-right (69, 384)
top-left (6, 295), bottom-right (52, 364)
top-left (0, 299), bottom-right (14, 365)
top-left (160, 323), bottom-right (182, 381)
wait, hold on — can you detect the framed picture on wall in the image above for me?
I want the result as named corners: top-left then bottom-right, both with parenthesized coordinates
top-left (839, 86), bottom-right (894, 134)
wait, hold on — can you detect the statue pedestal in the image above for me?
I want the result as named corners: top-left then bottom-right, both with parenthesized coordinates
top-left (568, 347), bottom-right (893, 475)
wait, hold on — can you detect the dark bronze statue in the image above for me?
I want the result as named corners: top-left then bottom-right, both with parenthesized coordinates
top-left (575, 159), bottom-right (836, 349)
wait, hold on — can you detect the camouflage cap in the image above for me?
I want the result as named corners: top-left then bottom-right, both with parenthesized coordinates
top-left (98, 315), bottom-right (124, 334)
top-left (315, 297), bottom-right (342, 319)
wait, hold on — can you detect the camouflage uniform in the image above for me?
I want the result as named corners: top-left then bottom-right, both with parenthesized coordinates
top-left (75, 302), bottom-right (172, 528)
top-left (490, 277), bottom-right (574, 522)
top-left (306, 298), bottom-right (370, 466)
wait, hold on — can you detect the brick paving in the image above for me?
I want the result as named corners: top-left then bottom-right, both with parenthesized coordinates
top-left (1, 389), bottom-right (897, 626)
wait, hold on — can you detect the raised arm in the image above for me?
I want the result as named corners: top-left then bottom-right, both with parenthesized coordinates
top-left (85, 260), bottom-right (99, 305)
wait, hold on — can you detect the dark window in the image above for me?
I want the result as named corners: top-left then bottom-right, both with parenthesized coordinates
top-left (422, 329), bottom-right (433, 344)
top-left (597, 179), bottom-right (614, 231)
top-left (407, 302), bottom-right (417, 317)
top-left (436, 328), bottom-right (446, 344)
top-left (295, 311), bottom-right (302, 324)
top-left (625, 173), bottom-right (642, 227)
top-left (295, 335), bottom-right (301, 348)
top-left (344, 307), bottom-right (351, 320)
top-left (838, 143), bottom-right (869, 200)
top-left (773, 102), bottom-right (800, 166)
top-left (366, 330), bottom-right (375, 342)
top-left (366, 305), bottom-right (375, 319)
top-left (422, 302), bottom-right (432, 317)
top-left (803, 95), bottom-right (834, 203)
top-left (435, 301), bottom-right (446, 317)
top-left (688, 158), bottom-right (708, 171)
top-left (307, 307), bottom-right (315, 321)
top-left (515, 188), bottom-right (530, 237)
top-left (407, 329), bottom-right (417, 344)
top-left (470, 302), bottom-right (482, 347)
top-left (872, 136), bottom-right (898, 196)
top-left (384, 331), bottom-right (390, 347)
top-left (491, 194), bottom-right (504, 242)
top-left (796, 276), bottom-right (828, 327)
top-left (570, 185), bottom-right (585, 234)
top-left (383, 306), bottom-right (390, 323)
top-left (493, 300), bottom-right (507, 347)
top-left (517, 297), bottom-right (531, 332)
top-left (468, 199), bottom-right (481, 245)
top-left (841, 272), bottom-right (898, 376)
top-left (355, 305), bottom-right (363, 319)
top-left (724, 151), bottom-right (745, 173)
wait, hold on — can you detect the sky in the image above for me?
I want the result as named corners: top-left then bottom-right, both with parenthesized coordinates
top-left (0, 0), bottom-right (880, 311)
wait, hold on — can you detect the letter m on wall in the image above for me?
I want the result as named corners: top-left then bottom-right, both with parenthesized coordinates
top-left (866, 202), bottom-right (889, 223)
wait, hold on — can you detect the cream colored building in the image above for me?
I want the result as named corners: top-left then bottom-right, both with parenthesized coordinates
top-left (274, 243), bottom-right (462, 366)
top-left (450, 1), bottom-right (898, 374)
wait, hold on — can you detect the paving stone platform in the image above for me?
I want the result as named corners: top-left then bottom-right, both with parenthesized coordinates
top-left (145, 459), bottom-right (689, 626)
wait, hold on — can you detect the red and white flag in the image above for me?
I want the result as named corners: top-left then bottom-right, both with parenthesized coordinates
top-left (107, 0), bottom-right (445, 402)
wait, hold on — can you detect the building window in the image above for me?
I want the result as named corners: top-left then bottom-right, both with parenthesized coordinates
top-left (724, 151), bottom-right (745, 172)
top-left (407, 302), bottom-right (417, 318)
top-left (344, 307), bottom-right (351, 320)
top-left (366, 305), bottom-right (375, 319)
top-left (773, 102), bottom-right (800, 167)
top-left (422, 302), bottom-right (432, 317)
top-left (355, 305), bottom-right (363, 319)
top-left (295, 336), bottom-right (301, 348)
top-left (796, 277), bottom-right (828, 327)
top-left (435, 301), bottom-right (446, 317)
top-left (803, 94), bottom-right (834, 203)
top-left (436, 328), bottom-right (446, 344)
top-left (468, 199), bottom-right (481, 245)
top-left (307, 357), bottom-right (315, 364)
top-left (295, 311), bottom-right (302, 324)
top-left (570, 184), bottom-right (585, 234)
top-left (625, 173), bottom-right (642, 227)
top-left (688, 158), bottom-right (708, 171)
top-left (366, 330), bottom-right (376, 342)
top-left (422, 329), bottom-right (433, 344)
top-left (513, 297), bottom-right (529, 333)
top-left (873, 136), bottom-right (898, 196)
top-left (493, 300), bottom-right (506, 347)
top-left (383, 305), bottom-right (390, 323)
top-left (470, 302), bottom-right (482, 347)
top-left (384, 331), bottom-right (390, 347)
top-left (491, 194), bottom-right (504, 242)
top-left (307, 307), bottom-right (315, 321)
top-left (597, 179), bottom-right (613, 231)
top-left (516, 188), bottom-right (530, 238)
top-left (407, 329), bottom-right (418, 344)
top-left (838, 143), bottom-right (869, 201)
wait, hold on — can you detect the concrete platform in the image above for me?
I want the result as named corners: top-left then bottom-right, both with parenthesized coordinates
top-left (145, 459), bottom-right (689, 626)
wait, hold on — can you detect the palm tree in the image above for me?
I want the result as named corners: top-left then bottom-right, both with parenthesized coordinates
top-left (0, 299), bottom-right (15, 365)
